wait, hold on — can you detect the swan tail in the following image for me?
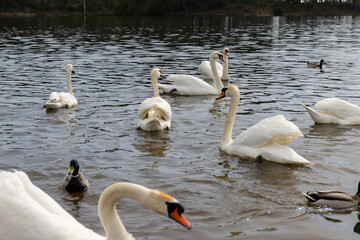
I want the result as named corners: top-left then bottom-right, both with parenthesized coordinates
top-left (138, 107), bottom-right (169, 131)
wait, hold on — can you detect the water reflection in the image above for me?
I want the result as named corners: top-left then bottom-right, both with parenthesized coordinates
top-left (132, 130), bottom-right (171, 157)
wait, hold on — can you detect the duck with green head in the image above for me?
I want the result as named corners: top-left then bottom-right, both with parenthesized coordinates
top-left (62, 159), bottom-right (89, 193)
top-left (307, 59), bottom-right (326, 69)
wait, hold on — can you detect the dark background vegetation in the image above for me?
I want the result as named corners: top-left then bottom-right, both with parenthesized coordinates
top-left (1, 0), bottom-right (360, 16)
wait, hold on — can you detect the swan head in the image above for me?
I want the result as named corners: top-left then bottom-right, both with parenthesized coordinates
top-left (223, 48), bottom-right (229, 56)
top-left (66, 64), bottom-right (75, 74)
top-left (151, 68), bottom-right (165, 79)
top-left (216, 85), bottom-right (240, 100)
top-left (68, 159), bottom-right (80, 176)
top-left (210, 51), bottom-right (226, 63)
top-left (148, 189), bottom-right (192, 229)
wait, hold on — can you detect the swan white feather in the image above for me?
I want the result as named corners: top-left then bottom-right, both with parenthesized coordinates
top-left (158, 51), bottom-right (225, 95)
top-left (302, 98), bottom-right (360, 125)
top-left (45, 64), bottom-right (78, 109)
top-left (199, 48), bottom-right (229, 80)
top-left (137, 68), bottom-right (172, 131)
top-left (216, 85), bottom-right (311, 165)
top-left (0, 170), bottom-right (191, 240)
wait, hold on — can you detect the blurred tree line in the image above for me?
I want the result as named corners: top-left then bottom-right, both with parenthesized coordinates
top-left (1, 0), bottom-right (360, 15)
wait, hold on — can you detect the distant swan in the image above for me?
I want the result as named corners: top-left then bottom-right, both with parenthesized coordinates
top-left (158, 51), bottom-right (225, 95)
top-left (303, 181), bottom-right (360, 209)
top-left (45, 64), bottom-right (78, 109)
top-left (0, 170), bottom-right (191, 240)
top-left (302, 98), bottom-right (360, 125)
top-left (199, 48), bottom-right (229, 81)
top-left (137, 68), bottom-right (172, 131)
top-left (61, 159), bottom-right (89, 193)
top-left (307, 59), bottom-right (326, 69)
top-left (216, 85), bottom-right (311, 165)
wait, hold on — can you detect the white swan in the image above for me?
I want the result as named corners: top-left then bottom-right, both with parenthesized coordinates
top-left (216, 85), bottom-right (312, 165)
top-left (302, 98), bottom-right (360, 125)
top-left (45, 64), bottom-right (78, 109)
top-left (158, 51), bottom-right (225, 95)
top-left (137, 68), bottom-right (172, 131)
top-left (0, 170), bottom-right (191, 240)
top-left (199, 48), bottom-right (229, 81)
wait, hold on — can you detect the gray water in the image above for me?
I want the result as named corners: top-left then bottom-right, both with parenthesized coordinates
top-left (1, 15), bottom-right (360, 239)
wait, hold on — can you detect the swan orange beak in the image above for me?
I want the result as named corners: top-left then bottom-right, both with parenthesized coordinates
top-left (170, 208), bottom-right (192, 230)
top-left (225, 52), bottom-right (229, 56)
top-left (216, 91), bottom-right (226, 100)
top-left (160, 73), bottom-right (165, 78)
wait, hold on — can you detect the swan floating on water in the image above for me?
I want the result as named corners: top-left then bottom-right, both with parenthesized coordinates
top-left (137, 68), bottom-right (172, 131)
top-left (216, 85), bottom-right (311, 165)
top-left (199, 48), bottom-right (229, 81)
top-left (45, 64), bottom-right (78, 109)
top-left (158, 51), bottom-right (225, 95)
top-left (302, 98), bottom-right (360, 125)
top-left (0, 170), bottom-right (191, 240)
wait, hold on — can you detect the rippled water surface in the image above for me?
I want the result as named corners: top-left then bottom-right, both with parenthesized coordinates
top-left (1, 15), bottom-right (360, 239)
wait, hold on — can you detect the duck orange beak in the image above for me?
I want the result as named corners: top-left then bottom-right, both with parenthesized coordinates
top-left (169, 207), bottom-right (192, 230)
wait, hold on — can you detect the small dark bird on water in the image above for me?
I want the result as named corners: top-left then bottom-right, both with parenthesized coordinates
top-left (61, 159), bottom-right (89, 193)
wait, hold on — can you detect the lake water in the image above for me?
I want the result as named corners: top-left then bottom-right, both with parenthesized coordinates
top-left (1, 15), bottom-right (360, 239)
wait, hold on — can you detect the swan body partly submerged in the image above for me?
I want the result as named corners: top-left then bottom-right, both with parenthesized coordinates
top-left (137, 68), bottom-right (172, 131)
top-left (216, 85), bottom-right (311, 165)
top-left (45, 64), bottom-right (78, 109)
top-left (302, 98), bottom-right (360, 125)
top-left (199, 48), bottom-right (229, 81)
top-left (0, 170), bottom-right (191, 240)
top-left (158, 51), bottom-right (225, 95)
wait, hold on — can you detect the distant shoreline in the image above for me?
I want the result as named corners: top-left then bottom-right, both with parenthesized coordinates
top-left (1, 3), bottom-right (360, 17)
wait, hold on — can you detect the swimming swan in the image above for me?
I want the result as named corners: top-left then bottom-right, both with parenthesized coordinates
top-left (199, 48), bottom-right (229, 81)
top-left (61, 159), bottom-right (89, 193)
top-left (303, 181), bottom-right (360, 209)
top-left (302, 98), bottom-right (360, 125)
top-left (45, 64), bottom-right (78, 109)
top-left (158, 51), bottom-right (225, 95)
top-left (0, 170), bottom-right (191, 240)
top-left (216, 85), bottom-right (311, 165)
top-left (137, 68), bottom-right (172, 131)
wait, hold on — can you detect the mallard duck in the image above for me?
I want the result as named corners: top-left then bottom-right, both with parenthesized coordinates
top-left (307, 59), bottom-right (326, 69)
top-left (61, 159), bottom-right (89, 193)
top-left (302, 181), bottom-right (360, 209)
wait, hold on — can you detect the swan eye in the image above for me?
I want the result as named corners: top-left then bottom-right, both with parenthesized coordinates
top-left (166, 202), bottom-right (185, 216)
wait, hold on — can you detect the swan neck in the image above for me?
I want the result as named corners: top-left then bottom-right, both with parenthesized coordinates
top-left (221, 54), bottom-right (229, 80)
top-left (151, 74), bottom-right (160, 97)
top-left (221, 93), bottom-right (239, 149)
top-left (210, 56), bottom-right (224, 91)
top-left (98, 183), bottom-right (152, 240)
top-left (67, 69), bottom-right (74, 95)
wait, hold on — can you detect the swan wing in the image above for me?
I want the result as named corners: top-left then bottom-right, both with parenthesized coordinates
top-left (199, 61), bottom-right (222, 80)
top-left (158, 74), bottom-right (218, 95)
top-left (138, 97), bottom-right (172, 120)
top-left (0, 171), bottom-right (102, 240)
top-left (232, 115), bottom-right (303, 148)
top-left (314, 98), bottom-right (360, 124)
